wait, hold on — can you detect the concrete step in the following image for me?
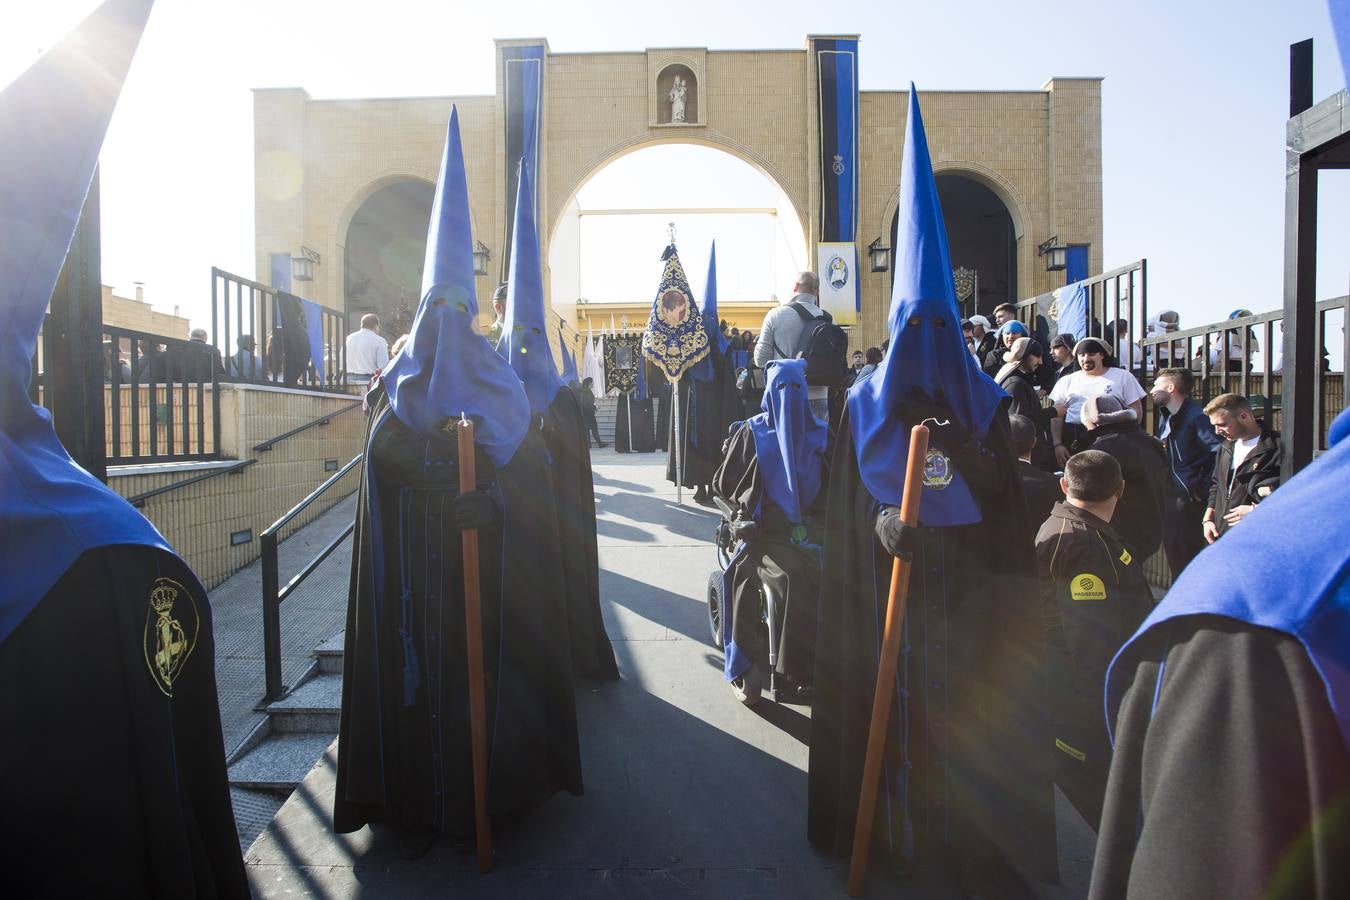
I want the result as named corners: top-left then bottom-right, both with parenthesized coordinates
top-left (228, 733), bottom-right (335, 791)
top-left (266, 672), bottom-right (343, 733)
top-left (314, 631), bottom-right (345, 674)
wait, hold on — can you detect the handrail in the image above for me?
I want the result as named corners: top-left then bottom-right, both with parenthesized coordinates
top-left (253, 400), bottom-right (363, 452)
top-left (126, 459), bottom-right (255, 508)
top-left (1138, 296), bottom-right (1348, 347)
top-left (261, 452), bottom-right (363, 701)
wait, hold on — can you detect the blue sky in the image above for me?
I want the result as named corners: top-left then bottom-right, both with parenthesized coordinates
top-left (2, 0), bottom-right (1346, 332)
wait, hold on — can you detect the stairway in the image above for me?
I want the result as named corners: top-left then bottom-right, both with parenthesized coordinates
top-left (228, 633), bottom-right (345, 851)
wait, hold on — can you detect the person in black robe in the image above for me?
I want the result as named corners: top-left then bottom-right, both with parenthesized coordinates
top-left (576, 378), bottom-right (606, 448)
top-left (667, 343), bottom-right (741, 502)
top-left (807, 90), bottom-right (1055, 897)
top-left (1089, 407), bottom-right (1350, 900)
top-left (497, 164), bottom-right (617, 681)
top-left (654, 373), bottom-right (672, 452)
top-left (0, 3), bottom-right (246, 894)
top-left (614, 388), bottom-right (654, 452)
top-left (334, 113), bottom-right (584, 855)
top-left (712, 359), bottom-right (828, 701)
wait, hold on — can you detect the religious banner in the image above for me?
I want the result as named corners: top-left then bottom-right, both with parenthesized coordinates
top-left (1052, 280), bottom-right (1088, 342)
top-left (817, 242), bottom-right (859, 325)
top-left (604, 333), bottom-right (642, 395)
top-left (815, 37), bottom-right (859, 244)
top-left (641, 242), bottom-right (709, 381)
top-left (502, 43), bottom-right (545, 277)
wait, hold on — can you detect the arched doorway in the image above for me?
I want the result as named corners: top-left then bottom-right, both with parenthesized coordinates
top-left (548, 143), bottom-right (808, 333)
top-left (890, 172), bottom-right (1017, 317)
top-left (344, 178), bottom-right (434, 332)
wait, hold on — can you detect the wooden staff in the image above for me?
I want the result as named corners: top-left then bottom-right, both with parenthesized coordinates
top-left (456, 412), bottom-right (493, 873)
top-left (846, 424), bottom-right (930, 897)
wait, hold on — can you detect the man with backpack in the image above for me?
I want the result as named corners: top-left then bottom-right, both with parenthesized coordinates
top-left (754, 271), bottom-right (849, 422)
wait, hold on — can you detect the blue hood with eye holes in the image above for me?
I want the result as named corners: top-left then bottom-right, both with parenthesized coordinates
top-left (847, 88), bottom-right (1006, 525)
top-left (748, 359), bottom-right (827, 525)
top-left (381, 107), bottom-right (531, 467)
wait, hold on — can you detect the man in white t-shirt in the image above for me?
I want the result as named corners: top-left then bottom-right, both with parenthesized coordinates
top-left (1049, 336), bottom-right (1146, 467)
top-left (344, 313), bottom-right (389, 384)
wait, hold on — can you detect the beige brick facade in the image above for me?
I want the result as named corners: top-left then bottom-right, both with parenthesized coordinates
top-left (102, 285), bottom-right (191, 339)
top-left (255, 38), bottom-right (1102, 356)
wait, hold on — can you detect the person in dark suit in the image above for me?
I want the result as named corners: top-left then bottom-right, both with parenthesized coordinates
top-left (1150, 368), bottom-right (1221, 577)
top-left (1080, 394), bottom-right (1168, 562)
top-left (1201, 392), bottom-right (1281, 543)
top-left (1010, 413), bottom-right (1062, 535)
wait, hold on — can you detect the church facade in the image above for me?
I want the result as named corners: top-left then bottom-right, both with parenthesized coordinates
top-left (254, 36), bottom-right (1101, 352)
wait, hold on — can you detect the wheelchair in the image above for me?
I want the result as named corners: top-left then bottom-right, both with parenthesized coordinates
top-left (706, 494), bottom-right (798, 706)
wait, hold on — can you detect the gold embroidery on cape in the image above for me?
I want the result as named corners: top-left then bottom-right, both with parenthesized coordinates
top-left (143, 577), bottom-right (199, 697)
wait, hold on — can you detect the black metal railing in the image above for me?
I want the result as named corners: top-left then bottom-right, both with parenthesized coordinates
top-left (211, 267), bottom-right (349, 393)
top-left (126, 458), bottom-right (256, 508)
top-left (1016, 259), bottom-right (1149, 370)
top-left (253, 400), bottom-right (363, 452)
top-left (1138, 296), bottom-right (1346, 450)
top-left (260, 453), bottom-right (362, 702)
top-left (38, 323), bottom-right (223, 464)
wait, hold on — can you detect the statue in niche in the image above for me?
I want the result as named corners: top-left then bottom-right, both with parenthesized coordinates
top-left (669, 75), bottom-right (688, 123)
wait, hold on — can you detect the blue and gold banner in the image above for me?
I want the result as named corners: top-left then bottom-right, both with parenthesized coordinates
top-left (502, 43), bottom-right (545, 275)
top-left (642, 243), bottom-right (709, 382)
top-left (816, 38), bottom-right (858, 244)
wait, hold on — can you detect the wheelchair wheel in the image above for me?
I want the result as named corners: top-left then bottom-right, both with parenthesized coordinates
top-left (706, 571), bottom-right (725, 649)
top-left (731, 666), bottom-right (762, 706)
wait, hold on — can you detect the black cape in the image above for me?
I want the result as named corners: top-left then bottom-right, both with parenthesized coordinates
top-left (613, 390), bottom-right (655, 453)
top-left (1090, 617), bottom-right (1350, 899)
top-left (807, 403), bottom-right (1057, 882)
top-left (667, 350), bottom-right (740, 489)
top-left (335, 390), bottom-right (583, 835)
top-left (0, 547), bottom-right (248, 897)
top-left (543, 388), bottom-right (619, 679)
top-left (712, 422), bottom-right (825, 683)
top-left (655, 377), bottom-right (671, 452)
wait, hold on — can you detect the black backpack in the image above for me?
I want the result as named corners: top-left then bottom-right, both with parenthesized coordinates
top-left (786, 302), bottom-right (849, 387)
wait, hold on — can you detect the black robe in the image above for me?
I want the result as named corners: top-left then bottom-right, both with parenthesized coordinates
top-left (0, 547), bottom-right (248, 897)
top-left (543, 388), bottom-right (619, 680)
top-left (613, 390), bottom-right (655, 453)
top-left (334, 391), bottom-right (583, 835)
top-left (807, 403), bottom-right (1058, 883)
top-left (712, 422), bottom-right (826, 684)
top-left (667, 350), bottom-right (740, 489)
top-left (1089, 618), bottom-right (1350, 900)
top-left (654, 377), bottom-right (672, 452)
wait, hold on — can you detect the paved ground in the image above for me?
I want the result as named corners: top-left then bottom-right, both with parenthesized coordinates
top-left (241, 447), bottom-right (1095, 898)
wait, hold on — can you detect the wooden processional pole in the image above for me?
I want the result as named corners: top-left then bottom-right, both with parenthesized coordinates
top-left (671, 375), bottom-right (683, 504)
top-left (846, 424), bottom-right (930, 896)
top-left (456, 413), bottom-right (493, 873)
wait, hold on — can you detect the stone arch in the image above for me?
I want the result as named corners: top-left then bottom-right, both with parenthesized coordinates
top-left (877, 161), bottom-right (1034, 306)
top-left (336, 173), bottom-right (439, 327)
top-left (546, 132), bottom-right (808, 250)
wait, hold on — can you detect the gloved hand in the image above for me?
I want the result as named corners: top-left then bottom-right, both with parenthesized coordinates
top-left (451, 490), bottom-right (499, 529)
top-left (874, 506), bottom-right (918, 560)
top-left (730, 519), bottom-right (759, 542)
top-left (896, 388), bottom-right (970, 451)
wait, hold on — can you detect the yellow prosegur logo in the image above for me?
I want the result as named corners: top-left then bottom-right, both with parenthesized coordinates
top-left (1070, 573), bottom-right (1107, 601)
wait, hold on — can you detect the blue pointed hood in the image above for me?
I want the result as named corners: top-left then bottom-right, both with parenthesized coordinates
top-left (499, 161), bottom-right (564, 415)
top-left (381, 108), bottom-right (530, 466)
top-left (559, 322), bottom-right (579, 384)
top-left (748, 359), bottom-right (828, 524)
top-left (847, 87), bottom-right (1006, 525)
top-left (1107, 406), bottom-right (1350, 750)
top-left (0, 0), bottom-right (172, 644)
top-left (690, 241), bottom-right (727, 382)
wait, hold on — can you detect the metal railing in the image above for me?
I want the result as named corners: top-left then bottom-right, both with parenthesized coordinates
top-left (1138, 296), bottom-right (1346, 449)
top-left (1016, 259), bottom-right (1149, 369)
top-left (260, 453), bottom-right (363, 702)
top-left (36, 323), bottom-right (224, 464)
top-left (211, 267), bottom-right (349, 393)
top-left (253, 400), bottom-right (363, 452)
top-left (126, 458), bottom-right (256, 508)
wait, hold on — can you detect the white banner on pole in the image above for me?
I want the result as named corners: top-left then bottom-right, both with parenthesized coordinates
top-left (816, 242), bottom-right (859, 326)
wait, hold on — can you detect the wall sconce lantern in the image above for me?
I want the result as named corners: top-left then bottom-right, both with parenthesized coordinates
top-left (868, 237), bottom-right (890, 273)
top-left (1037, 236), bottom-right (1067, 272)
top-left (291, 246), bottom-right (321, 282)
top-left (472, 241), bottom-right (491, 277)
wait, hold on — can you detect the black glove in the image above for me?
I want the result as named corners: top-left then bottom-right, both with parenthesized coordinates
top-left (730, 519), bottom-right (759, 542)
top-left (874, 506), bottom-right (918, 560)
top-left (896, 388), bottom-right (970, 451)
top-left (451, 490), bottom-right (499, 529)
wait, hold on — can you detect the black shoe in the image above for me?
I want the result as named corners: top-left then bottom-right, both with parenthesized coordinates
top-left (397, 827), bottom-right (437, 861)
top-left (597, 441), bottom-right (608, 448)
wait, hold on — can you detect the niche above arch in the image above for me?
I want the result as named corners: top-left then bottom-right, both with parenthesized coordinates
top-left (648, 50), bottom-right (706, 127)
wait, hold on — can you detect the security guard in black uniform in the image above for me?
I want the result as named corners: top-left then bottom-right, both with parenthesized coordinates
top-left (1035, 450), bottom-right (1155, 829)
